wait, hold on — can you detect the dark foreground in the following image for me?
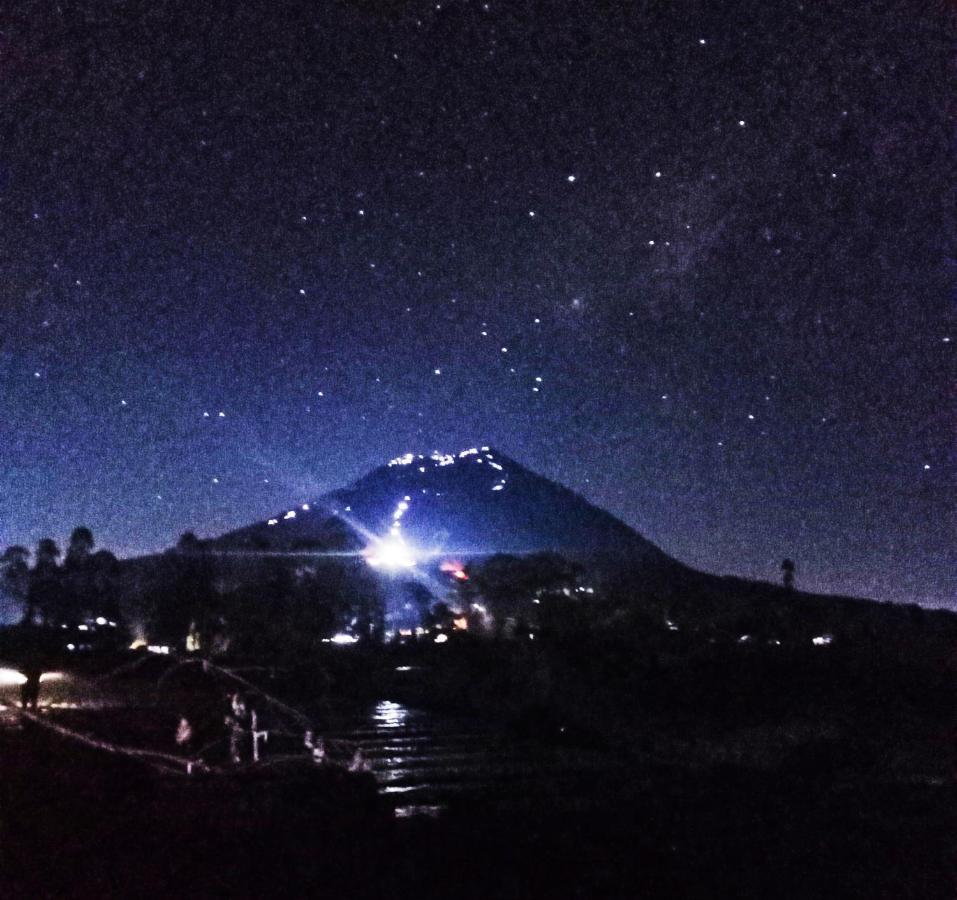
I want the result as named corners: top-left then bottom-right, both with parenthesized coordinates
top-left (2, 639), bottom-right (957, 898)
top-left (2, 726), bottom-right (954, 899)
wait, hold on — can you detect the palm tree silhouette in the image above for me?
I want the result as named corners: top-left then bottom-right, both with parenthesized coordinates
top-left (781, 558), bottom-right (795, 591)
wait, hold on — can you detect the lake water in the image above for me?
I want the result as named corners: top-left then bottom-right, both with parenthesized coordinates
top-left (318, 696), bottom-right (631, 818)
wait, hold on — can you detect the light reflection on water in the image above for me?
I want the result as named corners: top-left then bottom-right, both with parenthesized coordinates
top-left (326, 698), bottom-right (619, 820)
top-left (373, 700), bottom-right (409, 729)
top-left (394, 804), bottom-right (443, 818)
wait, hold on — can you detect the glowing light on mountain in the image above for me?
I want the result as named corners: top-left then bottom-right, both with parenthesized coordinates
top-left (365, 534), bottom-right (417, 570)
top-left (440, 560), bottom-right (468, 580)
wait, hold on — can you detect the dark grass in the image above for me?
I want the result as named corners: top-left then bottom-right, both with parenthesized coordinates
top-left (3, 638), bottom-right (957, 898)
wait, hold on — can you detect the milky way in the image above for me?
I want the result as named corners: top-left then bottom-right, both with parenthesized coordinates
top-left (0, 1), bottom-right (952, 605)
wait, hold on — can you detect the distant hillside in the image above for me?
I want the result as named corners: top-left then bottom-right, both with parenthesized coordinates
top-left (113, 446), bottom-right (956, 655)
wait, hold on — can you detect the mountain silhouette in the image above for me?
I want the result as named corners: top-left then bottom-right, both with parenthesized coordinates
top-left (214, 446), bottom-right (679, 571)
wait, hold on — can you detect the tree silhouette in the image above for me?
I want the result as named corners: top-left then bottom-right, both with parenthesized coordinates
top-left (36, 538), bottom-right (60, 569)
top-left (30, 538), bottom-right (62, 624)
top-left (154, 532), bottom-right (219, 650)
top-left (466, 552), bottom-right (581, 636)
top-left (88, 549), bottom-right (121, 622)
top-left (1, 546), bottom-right (31, 623)
top-left (65, 526), bottom-right (95, 571)
top-left (781, 558), bottom-right (796, 591)
top-left (177, 531), bottom-right (201, 552)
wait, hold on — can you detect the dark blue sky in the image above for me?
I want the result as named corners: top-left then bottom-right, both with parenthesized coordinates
top-left (0, 0), bottom-right (953, 606)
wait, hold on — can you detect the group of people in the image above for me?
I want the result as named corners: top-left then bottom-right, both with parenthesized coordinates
top-left (173, 691), bottom-right (373, 773)
top-left (15, 658), bottom-right (375, 779)
top-left (306, 728), bottom-right (371, 772)
top-left (174, 692), bottom-right (259, 764)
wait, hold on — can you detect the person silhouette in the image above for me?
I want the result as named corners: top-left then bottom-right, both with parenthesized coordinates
top-left (225, 693), bottom-right (248, 763)
top-left (19, 660), bottom-right (42, 711)
top-left (175, 716), bottom-right (193, 749)
top-left (348, 747), bottom-right (371, 773)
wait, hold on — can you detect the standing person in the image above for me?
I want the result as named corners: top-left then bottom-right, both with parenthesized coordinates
top-left (225, 692), bottom-right (248, 764)
top-left (19, 659), bottom-right (42, 711)
top-left (175, 716), bottom-right (193, 750)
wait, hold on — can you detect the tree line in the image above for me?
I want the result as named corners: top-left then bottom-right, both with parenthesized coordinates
top-left (1, 527), bottom-right (121, 627)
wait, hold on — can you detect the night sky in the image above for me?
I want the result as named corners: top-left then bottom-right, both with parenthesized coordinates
top-left (0, 1), bottom-right (953, 606)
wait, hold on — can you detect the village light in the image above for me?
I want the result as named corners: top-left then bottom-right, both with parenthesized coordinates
top-left (328, 633), bottom-right (359, 645)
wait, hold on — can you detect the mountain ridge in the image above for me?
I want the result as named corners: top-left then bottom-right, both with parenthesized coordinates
top-left (213, 445), bottom-right (681, 572)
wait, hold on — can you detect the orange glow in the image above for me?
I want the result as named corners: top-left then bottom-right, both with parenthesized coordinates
top-left (452, 617), bottom-right (468, 630)
top-left (440, 560), bottom-right (469, 580)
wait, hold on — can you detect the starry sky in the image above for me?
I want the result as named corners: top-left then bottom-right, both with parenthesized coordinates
top-left (0, 0), bottom-right (953, 606)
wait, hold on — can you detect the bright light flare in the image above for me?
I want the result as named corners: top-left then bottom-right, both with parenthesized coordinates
top-left (364, 534), bottom-right (417, 570)
top-left (329, 633), bottom-right (359, 645)
top-left (0, 668), bottom-right (27, 687)
top-left (0, 668), bottom-right (62, 687)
